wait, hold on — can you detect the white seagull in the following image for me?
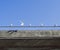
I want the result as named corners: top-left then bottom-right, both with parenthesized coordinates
top-left (20, 21), bottom-right (24, 26)
top-left (10, 24), bottom-right (13, 26)
top-left (41, 24), bottom-right (44, 26)
top-left (29, 24), bottom-right (32, 26)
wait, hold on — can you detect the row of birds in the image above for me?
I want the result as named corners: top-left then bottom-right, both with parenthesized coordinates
top-left (10, 21), bottom-right (58, 26)
top-left (10, 22), bottom-right (31, 26)
top-left (10, 21), bottom-right (31, 26)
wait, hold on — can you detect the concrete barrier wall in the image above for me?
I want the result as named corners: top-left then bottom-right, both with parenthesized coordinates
top-left (0, 30), bottom-right (60, 38)
top-left (0, 30), bottom-right (60, 50)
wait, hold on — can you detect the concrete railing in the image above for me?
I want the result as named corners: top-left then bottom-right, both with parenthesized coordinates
top-left (0, 30), bottom-right (60, 49)
top-left (0, 30), bottom-right (60, 39)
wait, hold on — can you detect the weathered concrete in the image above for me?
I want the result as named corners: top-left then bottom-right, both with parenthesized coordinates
top-left (0, 30), bottom-right (60, 50)
top-left (0, 30), bottom-right (60, 38)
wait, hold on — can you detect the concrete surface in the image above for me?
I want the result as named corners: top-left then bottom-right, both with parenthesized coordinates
top-left (0, 30), bottom-right (60, 50)
top-left (0, 30), bottom-right (60, 38)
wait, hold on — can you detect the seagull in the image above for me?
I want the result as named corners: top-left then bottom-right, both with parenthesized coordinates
top-left (20, 21), bottom-right (24, 26)
top-left (29, 24), bottom-right (31, 26)
top-left (41, 24), bottom-right (44, 26)
top-left (10, 24), bottom-right (13, 26)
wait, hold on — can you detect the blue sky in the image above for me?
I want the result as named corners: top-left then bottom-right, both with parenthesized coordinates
top-left (0, 0), bottom-right (60, 30)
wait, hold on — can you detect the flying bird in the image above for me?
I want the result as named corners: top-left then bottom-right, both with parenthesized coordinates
top-left (20, 21), bottom-right (24, 26)
top-left (41, 24), bottom-right (44, 26)
top-left (10, 24), bottom-right (13, 26)
top-left (29, 24), bottom-right (32, 26)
